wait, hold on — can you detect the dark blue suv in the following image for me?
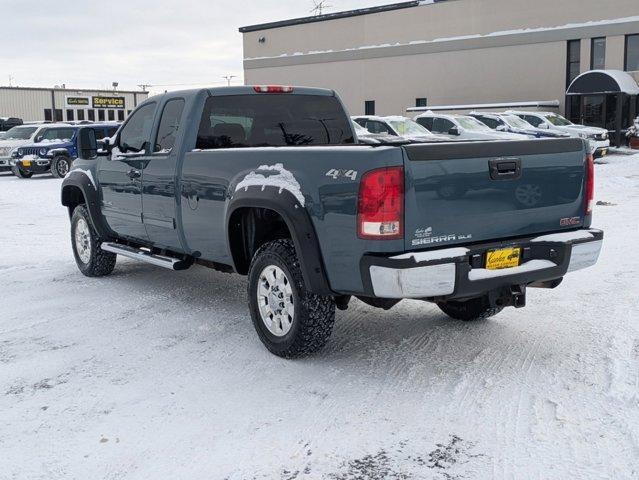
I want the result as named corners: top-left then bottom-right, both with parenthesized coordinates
top-left (12, 123), bottom-right (119, 178)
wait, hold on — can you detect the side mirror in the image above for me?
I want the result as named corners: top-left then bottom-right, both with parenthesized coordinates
top-left (538, 123), bottom-right (549, 129)
top-left (77, 127), bottom-right (98, 160)
top-left (496, 125), bottom-right (507, 132)
top-left (448, 126), bottom-right (461, 136)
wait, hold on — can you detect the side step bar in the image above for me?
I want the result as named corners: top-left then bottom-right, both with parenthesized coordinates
top-left (101, 242), bottom-right (192, 271)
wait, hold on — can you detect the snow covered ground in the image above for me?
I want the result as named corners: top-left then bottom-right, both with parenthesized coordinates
top-left (1, 153), bottom-right (638, 480)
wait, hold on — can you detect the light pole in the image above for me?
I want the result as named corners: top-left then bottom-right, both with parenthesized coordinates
top-left (222, 75), bottom-right (237, 87)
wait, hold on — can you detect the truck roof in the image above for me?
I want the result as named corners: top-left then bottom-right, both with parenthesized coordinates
top-left (144, 85), bottom-right (336, 102)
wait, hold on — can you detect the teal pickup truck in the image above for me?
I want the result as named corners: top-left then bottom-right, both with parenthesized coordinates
top-left (60, 86), bottom-right (603, 357)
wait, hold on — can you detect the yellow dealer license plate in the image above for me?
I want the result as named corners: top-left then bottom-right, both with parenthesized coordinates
top-left (486, 247), bottom-right (521, 270)
top-left (22, 160), bottom-right (31, 167)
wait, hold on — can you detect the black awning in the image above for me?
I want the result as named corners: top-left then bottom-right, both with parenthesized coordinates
top-left (567, 70), bottom-right (639, 95)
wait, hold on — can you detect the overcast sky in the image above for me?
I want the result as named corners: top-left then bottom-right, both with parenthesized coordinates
top-left (1, 0), bottom-right (392, 95)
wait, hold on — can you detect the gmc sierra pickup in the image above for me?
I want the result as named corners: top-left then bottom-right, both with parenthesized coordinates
top-left (61, 86), bottom-right (603, 358)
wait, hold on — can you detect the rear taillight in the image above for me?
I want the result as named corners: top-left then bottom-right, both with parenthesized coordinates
top-left (585, 153), bottom-right (594, 215)
top-left (357, 166), bottom-right (404, 240)
top-left (253, 85), bottom-right (294, 93)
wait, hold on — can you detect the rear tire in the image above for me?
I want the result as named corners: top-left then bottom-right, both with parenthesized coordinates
top-left (437, 295), bottom-right (503, 322)
top-left (51, 156), bottom-right (71, 178)
top-left (247, 239), bottom-right (336, 358)
top-left (71, 205), bottom-right (116, 277)
top-left (12, 167), bottom-right (33, 179)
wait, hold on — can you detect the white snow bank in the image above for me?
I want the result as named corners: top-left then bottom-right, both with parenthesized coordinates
top-left (235, 163), bottom-right (305, 206)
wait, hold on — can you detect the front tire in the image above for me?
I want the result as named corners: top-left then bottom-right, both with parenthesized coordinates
top-left (247, 239), bottom-right (336, 358)
top-left (71, 205), bottom-right (116, 277)
top-left (51, 156), bottom-right (71, 178)
top-left (12, 167), bottom-right (33, 179)
top-left (437, 295), bottom-right (503, 322)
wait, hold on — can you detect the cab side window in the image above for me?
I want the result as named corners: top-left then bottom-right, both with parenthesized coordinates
top-left (432, 118), bottom-right (455, 134)
top-left (365, 120), bottom-right (393, 135)
top-left (118, 102), bottom-right (156, 153)
top-left (478, 117), bottom-right (500, 129)
top-left (154, 99), bottom-right (185, 153)
top-left (416, 117), bottom-right (433, 131)
top-left (524, 115), bottom-right (542, 127)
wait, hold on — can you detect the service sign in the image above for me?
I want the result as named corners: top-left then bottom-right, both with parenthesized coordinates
top-left (66, 96), bottom-right (90, 107)
top-left (92, 96), bottom-right (125, 109)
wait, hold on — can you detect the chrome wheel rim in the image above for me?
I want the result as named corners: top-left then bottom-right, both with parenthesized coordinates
top-left (57, 159), bottom-right (69, 176)
top-left (257, 265), bottom-right (294, 337)
top-left (75, 218), bottom-right (92, 264)
top-left (515, 184), bottom-right (542, 207)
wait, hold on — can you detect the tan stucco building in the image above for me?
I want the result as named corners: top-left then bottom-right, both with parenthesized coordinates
top-left (0, 86), bottom-right (149, 123)
top-left (241, 0), bottom-right (639, 124)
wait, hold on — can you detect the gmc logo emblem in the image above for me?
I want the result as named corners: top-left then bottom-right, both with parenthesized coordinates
top-left (560, 217), bottom-right (581, 226)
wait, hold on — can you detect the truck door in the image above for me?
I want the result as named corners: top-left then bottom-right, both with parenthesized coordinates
top-left (98, 102), bottom-right (156, 242)
top-left (140, 97), bottom-right (186, 252)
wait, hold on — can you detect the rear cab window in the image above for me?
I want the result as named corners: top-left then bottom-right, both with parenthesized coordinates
top-left (154, 98), bottom-right (185, 153)
top-left (36, 127), bottom-right (76, 143)
top-left (196, 94), bottom-right (354, 149)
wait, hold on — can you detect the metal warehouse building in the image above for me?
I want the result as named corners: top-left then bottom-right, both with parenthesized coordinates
top-left (240, 0), bottom-right (639, 138)
top-left (0, 86), bottom-right (149, 123)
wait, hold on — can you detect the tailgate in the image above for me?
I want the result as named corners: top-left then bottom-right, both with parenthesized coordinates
top-left (402, 138), bottom-right (588, 249)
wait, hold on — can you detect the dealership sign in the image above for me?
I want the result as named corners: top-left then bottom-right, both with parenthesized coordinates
top-left (65, 96), bottom-right (125, 109)
top-left (66, 97), bottom-right (90, 106)
top-left (93, 96), bottom-right (125, 109)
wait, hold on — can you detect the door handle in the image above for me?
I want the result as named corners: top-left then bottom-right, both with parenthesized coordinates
top-left (127, 169), bottom-right (141, 179)
top-left (489, 158), bottom-right (522, 181)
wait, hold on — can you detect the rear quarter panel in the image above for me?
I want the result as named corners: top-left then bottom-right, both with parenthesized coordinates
top-left (179, 145), bottom-right (405, 294)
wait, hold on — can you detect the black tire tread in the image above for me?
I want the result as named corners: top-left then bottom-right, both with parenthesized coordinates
top-left (248, 239), bottom-right (335, 358)
top-left (51, 156), bottom-right (70, 179)
top-left (71, 205), bottom-right (116, 277)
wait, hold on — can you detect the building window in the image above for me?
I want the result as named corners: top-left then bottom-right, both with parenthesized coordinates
top-left (415, 98), bottom-right (428, 108)
top-left (108, 110), bottom-right (115, 121)
top-left (364, 100), bottom-right (375, 116)
top-left (55, 109), bottom-right (63, 122)
top-left (98, 110), bottom-right (105, 121)
top-left (66, 109), bottom-right (75, 121)
top-left (625, 34), bottom-right (639, 71)
top-left (88, 110), bottom-right (95, 121)
top-left (591, 37), bottom-right (606, 70)
top-left (566, 40), bottom-right (581, 87)
top-left (117, 110), bottom-right (125, 121)
top-left (44, 109), bottom-right (52, 121)
top-left (77, 110), bottom-right (85, 121)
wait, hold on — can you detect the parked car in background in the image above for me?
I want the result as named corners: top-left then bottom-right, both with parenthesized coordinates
top-left (352, 120), bottom-right (400, 144)
top-left (60, 85), bottom-right (602, 358)
top-left (0, 117), bottom-right (23, 131)
top-left (507, 111), bottom-right (610, 157)
top-left (0, 123), bottom-right (49, 173)
top-left (352, 115), bottom-right (448, 142)
top-left (470, 112), bottom-right (571, 139)
top-left (11, 123), bottom-right (119, 178)
top-left (415, 113), bottom-right (529, 141)
top-left (628, 117), bottom-right (639, 150)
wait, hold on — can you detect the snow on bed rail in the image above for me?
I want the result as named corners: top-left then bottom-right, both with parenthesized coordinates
top-left (235, 163), bottom-right (305, 206)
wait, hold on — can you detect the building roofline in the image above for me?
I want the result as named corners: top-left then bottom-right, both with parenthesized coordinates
top-left (0, 86), bottom-right (149, 95)
top-left (239, 1), bottom-right (426, 33)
